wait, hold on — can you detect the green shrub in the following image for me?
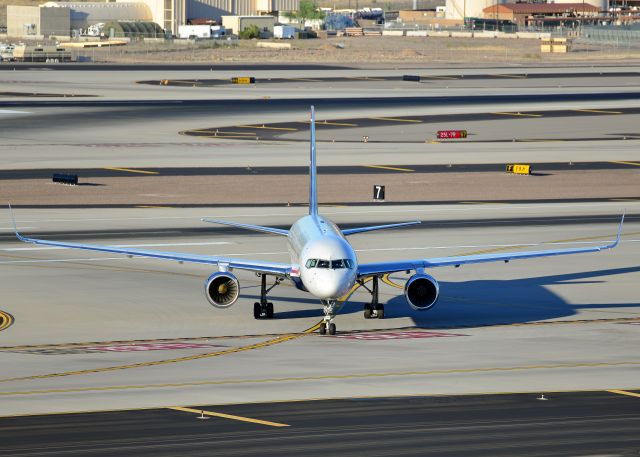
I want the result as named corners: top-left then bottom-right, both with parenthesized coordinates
top-left (239, 25), bottom-right (260, 39)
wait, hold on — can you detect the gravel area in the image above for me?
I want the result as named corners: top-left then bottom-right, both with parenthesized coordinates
top-left (4, 170), bottom-right (638, 206)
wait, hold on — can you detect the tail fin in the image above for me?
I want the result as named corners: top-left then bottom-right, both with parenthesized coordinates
top-left (309, 106), bottom-right (318, 216)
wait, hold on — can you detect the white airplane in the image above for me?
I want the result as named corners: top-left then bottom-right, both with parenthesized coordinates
top-left (10, 107), bottom-right (624, 336)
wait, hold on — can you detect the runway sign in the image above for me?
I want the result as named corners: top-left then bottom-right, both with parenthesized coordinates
top-left (335, 331), bottom-right (467, 340)
top-left (436, 130), bottom-right (467, 139)
top-left (231, 77), bottom-right (255, 84)
top-left (506, 164), bottom-right (532, 175)
top-left (373, 185), bottom-right (385, 200)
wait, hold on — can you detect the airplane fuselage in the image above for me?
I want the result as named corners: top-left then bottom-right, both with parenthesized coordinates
top-left (288, 215), bottom-right (358, 300)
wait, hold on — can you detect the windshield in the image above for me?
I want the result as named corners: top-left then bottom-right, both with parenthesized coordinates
top-left (305, 259), bottom-right (353, 269)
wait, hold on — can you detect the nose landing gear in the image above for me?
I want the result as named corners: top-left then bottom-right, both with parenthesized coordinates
top-left (361, 276), bottom-right (384, 319)
top-left (320, 299), bottom-right (337, 335)
top-left (253, 274), bottom-right (283, 319)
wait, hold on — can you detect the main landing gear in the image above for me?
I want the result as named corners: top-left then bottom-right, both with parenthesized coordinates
top-left (361, 276), bottom-right (384, 319)
top-left (319, 299), bottom-right (337, 336)
top-left (253, 274), bottom-right (283, 319)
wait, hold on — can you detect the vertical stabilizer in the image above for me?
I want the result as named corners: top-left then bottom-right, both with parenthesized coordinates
top-left (309, 106), bottom-right (318, 216)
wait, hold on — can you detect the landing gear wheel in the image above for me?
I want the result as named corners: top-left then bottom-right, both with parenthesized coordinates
top-left (319, 322), bottom-right (327, 335)
top-left (266, 302), bottom-right (274, 319)
top-left (253, 302), bottom-right (261, 319)
top-left (363, 305), bottom-right (373, 319)
top-left (376, 304), bottom-right (385, 319)
top-left (328, 323), bottom-right (337, 335)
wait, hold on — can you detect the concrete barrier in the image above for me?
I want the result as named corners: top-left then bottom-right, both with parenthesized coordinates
top-left (257, 42), bottom-right (291, 49)
top-left (426, 31), bottom-right (451, 37)
top-left (473, 31), bottom-right (497, 38)
top-left (406, 30), bottom-right (428, 37)
top-left (382, 30), bottom-right (405, 36)
top-left (516, 32), bottom-right (551, 40)
top-left (450, 31), bottom-right (473, 38)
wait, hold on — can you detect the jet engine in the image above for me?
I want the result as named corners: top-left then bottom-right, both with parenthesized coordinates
top-left (205, 272), bottom-right (240, 308)
top-left (404, 273), bottom-right (439, 311)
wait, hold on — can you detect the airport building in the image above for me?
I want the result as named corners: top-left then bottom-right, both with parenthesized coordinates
top-left (6, 0), bottom-right (298, 38)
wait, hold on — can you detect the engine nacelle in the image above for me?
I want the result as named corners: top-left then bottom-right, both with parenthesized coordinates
top-left (205, 272), bottom-right (240, 308)
top-left (404, 273), bottom-right (439, 311)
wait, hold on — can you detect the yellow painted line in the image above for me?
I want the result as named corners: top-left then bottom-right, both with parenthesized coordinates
top-left (0, 311), bottom-right (14, 332)
top-left (365, 165), bottom-right (415, 172)
top-left (573, 109), bottom-right (622, 115)
top-left (425, 75), bottom-right (458, 80)
top-left (492, 112), bottom-right (543, 117)
top-left (197, 131), bottom-right (257, 136)
top-left (491, 74), bottom-right (527, 78)
top-left (370, 117), bottom-right (423, 123)
top-left (3, 361), bottom-right (639, 397)
top-left (104, 167), bottom-right (159, 175)
top-left (348, 76), bottom-right (386, 81)
top-left (607, 389), bottom-right (640, 398)
top-left (285, 77), bottom-right (321, 82)
top-left (299, 120), bottom-right (358, 127)
top-left (205, 135), bottom-right (258, 140)
top-left (611, 161), bottom-right (640, 167)
top-left (168, 406), bottom-right (289, 427)
top-left (236, 125), bottom-right (297, 131)
top-left (0, 277), bottom-right (366, 384)
top-left (381, 273), bottom-right (403, 290)
top-left (135, 205), bottom-right (172, 209)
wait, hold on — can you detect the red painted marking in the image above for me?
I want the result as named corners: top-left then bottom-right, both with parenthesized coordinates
top-left (335, 331), bottom-right (467, 340)
top-left (84, 343), bottom-right (221, 352)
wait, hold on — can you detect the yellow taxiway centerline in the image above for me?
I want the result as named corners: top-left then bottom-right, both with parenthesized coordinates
top-left (607, 389), bottom-right (640, 398)
top-left (0, 310), bottom-right (14, 332)
top-left (370, 117), bottom-right (423, 123)
top-left (492, 112), bottom-right (543, 117)
top-left (236, 125), bottom-right (297, 131)
top-left (365, 165), bottom-right (415, 172)
top-left (299, 120), bottom-right (358, 126)
top-left (573, 109), bottom-right (622, 115)
top-left (104, 167), bottom-right (159, 175)
top-left (3, 361), bottom-right (640, 397)
top-left (611, 161), bottom-right (640, 167)
top-left (168, 406), bottom-right (290, 427)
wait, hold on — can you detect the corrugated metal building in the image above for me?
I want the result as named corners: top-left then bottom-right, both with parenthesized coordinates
top-left (7, 5), bottom-right (70, 38)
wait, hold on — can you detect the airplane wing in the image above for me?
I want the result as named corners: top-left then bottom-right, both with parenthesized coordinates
top-left (9, 207), bottom-right (291, 276)
top-left (201, 219), bottom-right (289, 236)
top-left (342, 221), bottom-right (421, 236)
top-left (357, 214), bottom-right (624, 277)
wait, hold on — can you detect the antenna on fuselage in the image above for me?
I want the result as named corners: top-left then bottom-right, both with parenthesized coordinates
top-left (309, 105), bottom-right (318, 217)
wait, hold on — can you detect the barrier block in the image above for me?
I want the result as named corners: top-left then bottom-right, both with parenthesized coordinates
top-left (52, 173), bottom-right (78, 185)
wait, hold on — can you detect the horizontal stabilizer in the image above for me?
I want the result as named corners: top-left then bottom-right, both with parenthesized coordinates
top-left (342, 221), bottom-right (421, 236)
top-left (201, 219), bottom-right (289, 236)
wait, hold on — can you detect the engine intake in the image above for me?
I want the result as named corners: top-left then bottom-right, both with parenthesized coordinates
top-left (405, 273), bottom-right (439, 311)
top-left (205, 272), bottom-right (240, 308)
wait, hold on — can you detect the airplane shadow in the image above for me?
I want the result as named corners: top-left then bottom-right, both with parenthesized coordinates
top-left (336, 266), bottom-right (640, 328)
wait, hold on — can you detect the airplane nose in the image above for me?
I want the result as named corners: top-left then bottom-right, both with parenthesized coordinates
top-left (307, 271), bottom-right (353, 299)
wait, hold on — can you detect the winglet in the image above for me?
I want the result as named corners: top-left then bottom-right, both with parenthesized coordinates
top-left (8, 203), bottom-right (28, 243)
top-left (609, 211), bottom-right (625, 249)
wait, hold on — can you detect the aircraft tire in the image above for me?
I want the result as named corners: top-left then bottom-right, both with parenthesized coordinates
top-left (319, 323), bottom-right (327, 335)
top-left (253, 302), bottom-right (261, 319)
top-left (328, 323), bottom-right (336, 335)
top-left (266, 302), bottom-right (274, 319)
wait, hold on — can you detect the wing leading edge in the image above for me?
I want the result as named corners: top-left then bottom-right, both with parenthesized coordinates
top-left (8, 205), bottom-right (291, 276)
top-left (357, 214), bottom-right (624, 277)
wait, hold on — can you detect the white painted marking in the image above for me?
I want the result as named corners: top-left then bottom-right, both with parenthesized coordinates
top-left (0, 110), bottom-right (30, 115)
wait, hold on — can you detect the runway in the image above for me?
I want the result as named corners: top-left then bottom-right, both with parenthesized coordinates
top-left (2, 391), bottom-right (640, 456)
top-left (1, 63), bottom-right (639, 454)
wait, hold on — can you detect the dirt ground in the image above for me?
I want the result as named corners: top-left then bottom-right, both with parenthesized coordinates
top-left (68, 35), bottom-right (640, 65)
top-left (4, 170), bottom-right (639, 207)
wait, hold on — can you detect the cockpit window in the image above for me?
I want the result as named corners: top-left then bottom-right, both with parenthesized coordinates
top-left (306, 258), bottom-right (354, 269)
